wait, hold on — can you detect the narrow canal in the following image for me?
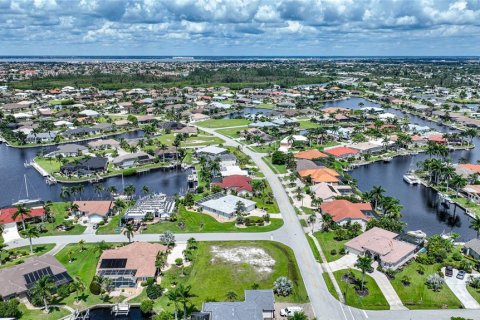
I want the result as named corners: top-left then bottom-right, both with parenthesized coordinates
top-left (0, 131), bottom-right (190, 208)
top-left (324, 97), bottom-right (479, 239)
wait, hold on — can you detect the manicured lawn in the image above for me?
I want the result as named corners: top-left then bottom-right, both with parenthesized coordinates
top-left (262, 156), bottom-right (287, 174)
top-left (19, 304), bottom-right (70, 320)
top-left (298, 120), bottom-right (320, 129)
top-left (322, 273), bottom-right (338, 300)
top-left (142, 206), bottom-right (283, 234)
top-left (55, 243), bottom-right (126, 310)
top-left (306, 234), bottom-right (322, 262)
top-left (1, 244), bottom-right (55, 269)
top-left (183, 135), bottom-right (224, 146)
top-left (196, 119), bottom-right (251, 128)
top-left (34, 157), bottom-right (62, 174)
top-left (131, 241), bottom-right (308, 314)
top-left (96, 211), bottom-right (124, 235)
top-left (255, 103), bottom-right (274, 109)
top-left (251, 144), bottom-right (276, 153)
top-left (314, 231), bottom-right (347, 262)
top-left (467, 285), bottom-right (480, 303)
top-left (453, 196), bottom-right (480, 217)
top-left (389, 261), bottom-right (462, 309)
top-left (334, 269), bottom-right (389, 310)
top-left (217, 126), bottom-right (248, 139)
top-left (33, 202), bottom-right (86, 236)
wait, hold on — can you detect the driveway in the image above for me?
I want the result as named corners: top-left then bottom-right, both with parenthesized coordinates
top-left (444, 268), bottom-right (480, 309)
top-left (326, 253), bottom-right (357, 272)
top-left (2, 222), bottom-right (21, 242)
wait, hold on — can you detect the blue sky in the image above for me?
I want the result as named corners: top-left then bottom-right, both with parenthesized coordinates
top-left (1, 0), bottom-right (480, 56)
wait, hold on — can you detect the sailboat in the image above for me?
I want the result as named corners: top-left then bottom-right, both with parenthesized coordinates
top-left (12, 174), bottom-right (43, 207)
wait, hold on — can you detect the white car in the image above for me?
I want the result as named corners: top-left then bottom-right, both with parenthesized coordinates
top-left (280, 306), bottom-right (303, 317)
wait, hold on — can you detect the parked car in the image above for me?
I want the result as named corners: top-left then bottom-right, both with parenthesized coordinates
top-left (92, 224), bottom-right (98, 230)
top-left (445, 265), bottom-right (453, 277)
top-left (280, 306), bottom-right (303, 317)
top-left (457, 270), bottom-right (466, 280)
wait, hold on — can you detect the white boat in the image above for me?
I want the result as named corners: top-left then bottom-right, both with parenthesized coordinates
top-left (407, 230), bottom-right (427, 239)
top-left (13, 174), bottom-right (42, 206)
top-left (383, 157), bottom-right (393, 163)
top-left (403, 171), bottom-right (419, 185)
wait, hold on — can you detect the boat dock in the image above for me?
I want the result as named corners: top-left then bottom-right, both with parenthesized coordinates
top-left (30, 160), bottom-right (49, 177)
top-left (111, 303), bottom-right (130, 316)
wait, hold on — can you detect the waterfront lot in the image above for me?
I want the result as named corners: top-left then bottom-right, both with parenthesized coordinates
top-left (196, 119), bottom-right (251, 128)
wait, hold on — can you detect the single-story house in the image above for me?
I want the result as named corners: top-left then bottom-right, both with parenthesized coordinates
top-left (97, 242), bottom-right (167, 287)
top-left (192, 290), bottom-right (275, 320)
top-left (26, 131), bottom-right (57, 143)
top-left (0, 255), bottom-right (72, 300)
top-left (73, 200), bottom-right (114, 224)
top-left (196, 146), bottom-right (227, 157)
top-left (46, 144), bottom-right (87, 158)
top-left (60, 157), bottom-right (108, 176)
top-left (298, 167), bottom-right (341, 185)
top-left (154, 146), bottom-right (181, 161)
top-left (197, 193), bottom-right (256, 218)
top-left (212, 175), bottom-right (253, 196)
top-left (455, 164), bottom-right (480, 178)
top-left (464, 238), bottom-right (480, 260)
top-left (87, 138), bottom-right (121, 150)
top-left (112, 152), bottom-right (154, 168)
top-left (311, 183), bottom-right (353, 202)
top-left (294, 149), bottom-right (328, 160)
top-left (220, 165), bottom-right (249, 177)
top-left (345, 227), bottom-right (417, 270)
top-left (0, 207), bottom-right (46, 225)
top-left (324, 146), bottom-right (359, 159)
top-left (123, 194), bottom-right (176, 222)
top-left (190, 113), bottom-right (211, 122)
top-left (79, 109), bottom-right (100, 117)
top-left (320, 200), bottom-right (373, 230)
top-left (462, 185), bottom-right (480, 204)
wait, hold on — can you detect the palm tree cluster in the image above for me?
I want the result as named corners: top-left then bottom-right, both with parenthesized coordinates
top-left (198, 155), bottom-right (221, 187)
top-left (167, 283), bottom-right (196, 320)
top-left (363, 185), bottom-right (403, 220)
top-left (59, 185), bottom-right (85, 200)
top-left (419, 159), bottom-right (467, 195)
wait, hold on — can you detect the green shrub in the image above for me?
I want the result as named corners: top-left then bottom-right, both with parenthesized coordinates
top-left (57, 284), bottom-right (71, 298)
top-left (146, 284), bottom-right (163, 300)
top-left (89, 281), bottom-right (102, 295)
top-left (0, 299), bottom-right (21, 318)
top-left (140, 299), bottom-right (154, 314)
top-left (123, 168), bottom-right (137, 176)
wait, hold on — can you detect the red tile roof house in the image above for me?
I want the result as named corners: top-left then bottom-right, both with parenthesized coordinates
top-left (212, 175), bottom-right (253, 196)
top-left (320, 200), bottom-right (373, 230)
top-left (324, 146), bottom-right (360, 159)
top-left (345, 227), bottom-right (417, 270)
top-left (0, 207), bottom-right (46, 226)
top-left (73, 201), bottom-right (114, 224)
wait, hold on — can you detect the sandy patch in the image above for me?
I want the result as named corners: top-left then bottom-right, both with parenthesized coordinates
top-left (210, 246), bottom-right (275, 273)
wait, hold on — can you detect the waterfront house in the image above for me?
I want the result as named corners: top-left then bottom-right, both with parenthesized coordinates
top-left (0, 207), bottom-right (46, 226)
top-left (97, 242), bottom-right (167, 288)
top-left (60, 157), bottom-right (108, 176)
top-left (196, 193), bottom-right (256, 218)
top-left (320, 200), bottom-right (373, 230)
top-left (88, 138), bottom-right (121, 150)
top-left (190, 113), bottom-right (211, 122)
top-left (154, 146), bottom-right (180, 161)
top-left (0, 255), bottom-right (72, 300)
top-left (112, 152), bottom-right (154, 168)
top-left (463, 238), bottom-right (480, 260)
top-left (212, 175), bottom-right (253, 196)
top-left (62, 127), bottom-right (98, 139)
top-left (345, 227), bottom-right (417, 270)
top-left (311, 183), bottom-right (353, 202)
top-left (46, 144), bottom-right (87, 158)
top-left (73, 200), bottom-right (114, 224)
top-left (348, 141), bottom-right (384, 155)
top-left (298, 167), bottom-right (341, 185)
top-left (324, 146), bottom-right (359, 159)
top-left (192, 290), bottom-right (275, 320)
top-left (136, 115), bottom-right (155, 124)
top-left (462, 185), bottom-right (480, 204)
top-left (196, 146), bottom-right (228, 158)
top-left (26, 131), bottom-right (57, 143)
top-left (455, 164), bottom-right (480, 178)
top-left (123, 194), bottom-right (176, 222)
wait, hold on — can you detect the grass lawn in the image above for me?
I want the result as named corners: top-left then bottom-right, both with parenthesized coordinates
top-left (306, 235), bottom-right (322, 262)
top-left (18, 304), bottom-right (70, 320)
top-left (217, 126), bottom-right (248, 139)
top-left (334, 269), bottom-right (389, 310)
top-left (262, 156), bottom-right (287, 174)
top-left (255, 103), bottom-right (275, 109)
top-left (55, 243), bottom-right (126, 310)
top-left (390, 261), bottom-right (462, 309)
top-left (467, 285), bottom-right (480, 303)
top-left (183, 135), bottom-right (224, 147)
top-left (33, 202), bottom-right (86, 236)
top-left (1, 244), bottom-right (55, 269)
top-left (34, 157), bottom-right (62, 174)
top-left (142, 206), bottom-right (283, 234)
top-left (322, 273), bottom-right (339, 300)
top-left (314, 231), bottom-right (347, 262)
top-left (298, 120), bottom-right (320, 129)
top-left (196, 119), bottom-right (251, 129)
top-left (131, 241), bottom-right (308, 314)
top-left (453, 196), bottom-right (480, 217)
top-left (96, 210), bottom-right (124, 235)
top-left (250, 144), bottom-right (276, 153)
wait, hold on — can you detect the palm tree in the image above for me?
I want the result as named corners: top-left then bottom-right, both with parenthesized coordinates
top-left (308, 213), bottom-right (316, 233)
top-left (21, 225), bottom-right (40, 254)
top-left (177, 283), bottom-right (196, 320)
top-left (60, 186), bottom-right (71, 200)
top-left (470, 217), bottom-right (480, 239)
top-left (291, 312), bottom-right (309, 320)
top-left (142, 185), bottom-right (150, 195)
top-left (78, 240), bottom-right (86, 252)
top-left (123, 224), bottom-right (135, 243)
top-left (70, 277), bottom-right (85, 303)
top-left (0, 243), bottom-right (7, 266)
top-left (167, 288), bottom-right (181, 320)
top-left (450, 174), bottom-right (467, 198)
top-left (12, 205), bottom-right (31, 230)
top-left (107, 185), bottom-right (118, 198)
top-left (159, 143), bottom-right (168, 163)
top-left (124, 184), bottom-right (136, 199)
top-left (30, 275), bottom-right (54, 313)
top-left (370, 185), bottom-right (385, 210)
top-left (355, 255), bottom-right (373, 292)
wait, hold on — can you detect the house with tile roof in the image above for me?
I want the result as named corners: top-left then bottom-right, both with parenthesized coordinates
top-left (298, 167), bottom-right (341, 185)
top-left (345, 227), bottom-right (417, 270)
top-left (294, 149), bottom-right (328, 160)
top-left (320, 199), bottom-right (373, 230)
top-left (324, 146), bottom-right (359, 158)
top-left (212, 175), bottom-right (253, 196)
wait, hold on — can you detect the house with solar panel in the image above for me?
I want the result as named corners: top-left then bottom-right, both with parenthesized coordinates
top-left (97, 242), bottom-right (167, 288)
top-left (0, 255), bottom-right (72, 300)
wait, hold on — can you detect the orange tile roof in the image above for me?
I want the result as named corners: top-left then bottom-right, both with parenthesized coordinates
top-left (324, 146), bottom-right (359, 157)
top-left (74, 201), bottom-right (113, 217)
top-left (298, 168), bottom-right (340, 183)
top-left (320, 199), bottom-right (372, 223)
top-left (459, 164), bottom-right (480, 173)
top-left (294, 149), bottom-right (328, 160)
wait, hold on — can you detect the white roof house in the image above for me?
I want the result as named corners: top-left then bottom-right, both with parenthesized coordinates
top-left (196, 146), bottom-right (227, 156)
top-left (79, 110), bottom-right (100, 117)
top-left (220, 165), bottom-right (249, 177)
top-left (197, 194), bottom-right (256, 218)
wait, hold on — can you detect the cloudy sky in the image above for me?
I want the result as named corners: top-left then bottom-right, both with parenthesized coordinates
top-left (1, 0), bottom-right (480, 56)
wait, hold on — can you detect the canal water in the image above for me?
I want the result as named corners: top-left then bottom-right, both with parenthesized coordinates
top-left (322, 97), bottom-right (479, 240)
top-left (0, 131), bottom-right (190, 208)
top-left (83, 307), bottom-right (147, 320)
